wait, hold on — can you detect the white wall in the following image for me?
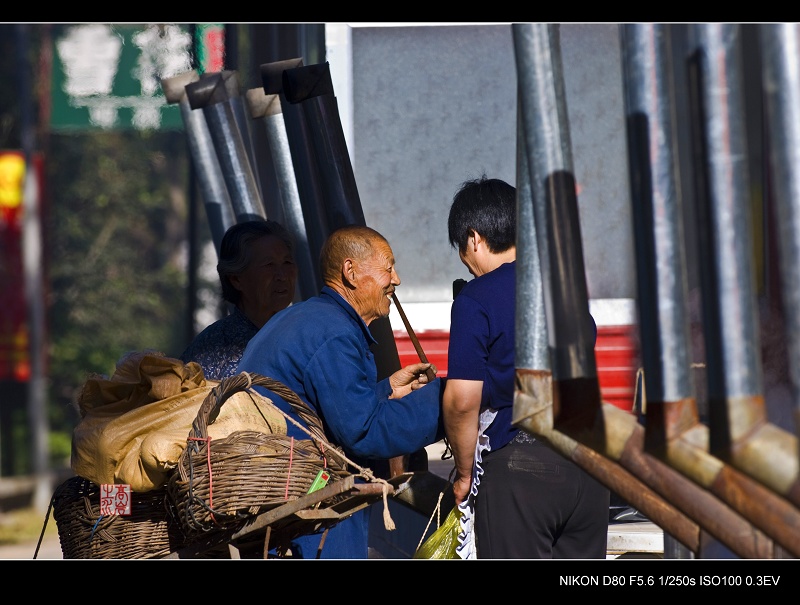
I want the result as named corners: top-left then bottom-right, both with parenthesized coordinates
top-left (326, 23), bottom-right (636, 330)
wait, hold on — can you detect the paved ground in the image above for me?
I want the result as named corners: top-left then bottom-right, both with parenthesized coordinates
top-left (2, 535), bottom-right (61, 560)
top-left (425, 439), bottom-right (455, 479)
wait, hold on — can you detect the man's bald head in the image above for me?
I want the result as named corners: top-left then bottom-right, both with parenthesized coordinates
top-left (320, 225), bottom-right (389, 286)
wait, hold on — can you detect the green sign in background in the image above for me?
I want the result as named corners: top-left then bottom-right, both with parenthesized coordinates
top-left (50, 24), bottom-right (194, 132)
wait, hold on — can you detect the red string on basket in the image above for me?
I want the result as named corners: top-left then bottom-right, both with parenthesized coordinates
top-left (284, 436), bottom-right (295, 500)
top-left (188, 436), bottom-right (216, 524)
top-left (320, 443), bottom-right (328, 468)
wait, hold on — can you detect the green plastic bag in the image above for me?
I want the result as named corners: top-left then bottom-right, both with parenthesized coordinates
top-left (413, 506), bottom-right (462, 559)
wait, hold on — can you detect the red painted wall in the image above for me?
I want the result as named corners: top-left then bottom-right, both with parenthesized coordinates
top-left (394, 324), bottom-right (640, 413)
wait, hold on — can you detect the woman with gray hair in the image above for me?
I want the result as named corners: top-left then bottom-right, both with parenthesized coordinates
top-left (179, 219), bottom-right (298, 380)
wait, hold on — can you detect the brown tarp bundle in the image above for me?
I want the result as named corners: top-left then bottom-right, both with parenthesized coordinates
top-left (71, 351), bottom-right (286, 492)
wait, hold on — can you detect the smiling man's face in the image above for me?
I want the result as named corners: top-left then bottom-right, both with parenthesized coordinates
top-left (351, 238), bottom-right (400, 325)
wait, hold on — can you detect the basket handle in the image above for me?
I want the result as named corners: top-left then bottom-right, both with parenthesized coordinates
top-left (188, 373), bottom-right (329, 445)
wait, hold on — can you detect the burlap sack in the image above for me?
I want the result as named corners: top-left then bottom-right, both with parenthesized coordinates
top-left (71, 351), bottom-right (286, 492)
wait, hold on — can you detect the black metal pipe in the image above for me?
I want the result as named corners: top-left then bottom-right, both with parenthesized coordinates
top-left (246, 87), bottom-right (319, 301)
top-left (512, 24), bottom-right (597, 385)
top-left (185, 71), bottom-right (265, 224)
top-left (761, 24), bottom-right (800, 428)
top-left (262, 59), bottom-right (328, 293)
top-left (161, 70), bottom-right (234, 255)
top-left (620, 24), bottom-right (694, 408)
top-left (262, 59), bottom-right (400, 381)
top-left (687, 24), bottom-right (764, 436)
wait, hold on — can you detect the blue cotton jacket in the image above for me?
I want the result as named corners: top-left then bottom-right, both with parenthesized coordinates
top-left (238, 286), bottom-right (443, 460)
top-left (236, 286), bottom-right (443, 559)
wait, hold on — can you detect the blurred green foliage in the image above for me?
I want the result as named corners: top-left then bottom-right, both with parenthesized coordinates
top-left (0, 24), bottom-right (214, 476)
top-left (46, 131), bottom-right (192, 413)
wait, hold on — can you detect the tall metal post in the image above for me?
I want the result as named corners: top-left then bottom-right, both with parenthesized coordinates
top-left (245, 87), bottom-right (320, 301)
top-left (761, 23), bottom-right (800, 440)
top-left (512, 23), bottom-right (600, 432)
top-left (185, 71), bottom-right (265, 224)
top-left (619, 23), bottom-right (698, 559)
top-left (17, 24), bottom-right (51, 513)
top-left (161, 70), bottom-right (235, 255)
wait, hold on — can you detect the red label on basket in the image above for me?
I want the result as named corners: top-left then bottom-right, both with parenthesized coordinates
top-left (100, 484), bottom-right (132, 516)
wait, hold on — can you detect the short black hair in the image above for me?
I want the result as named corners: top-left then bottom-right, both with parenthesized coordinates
top-left (217, 219), bottom-right (294, 304)
top-left (447, 175), bottom-right (516, 254)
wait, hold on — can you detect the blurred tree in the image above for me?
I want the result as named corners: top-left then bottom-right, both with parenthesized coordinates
top-left (46, 130), bottom-right (192, 421)
top-left (0, 24), bottom-right (203, 473)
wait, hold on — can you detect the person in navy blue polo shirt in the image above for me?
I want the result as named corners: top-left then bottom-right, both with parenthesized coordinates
top-left (443, 175), bottom-right (609, 559)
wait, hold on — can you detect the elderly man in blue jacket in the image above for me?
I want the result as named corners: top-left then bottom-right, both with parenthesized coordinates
top-left (237, 224), bottom-right (443, 559)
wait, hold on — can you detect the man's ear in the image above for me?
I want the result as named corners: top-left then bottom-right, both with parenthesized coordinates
top-left (471, 230), bottom-right (482, 251)
top-left (342, 258), bottom-right (356, 287)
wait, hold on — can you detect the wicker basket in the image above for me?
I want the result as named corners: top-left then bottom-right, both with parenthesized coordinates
top-left (166, 373), bottom-right (350, 538)
top-left (52, 476), bottom-right (186, 559)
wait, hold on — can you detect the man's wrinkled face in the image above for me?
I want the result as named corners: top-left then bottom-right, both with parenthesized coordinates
top-left (352, 239), bottom-right (400, 325)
